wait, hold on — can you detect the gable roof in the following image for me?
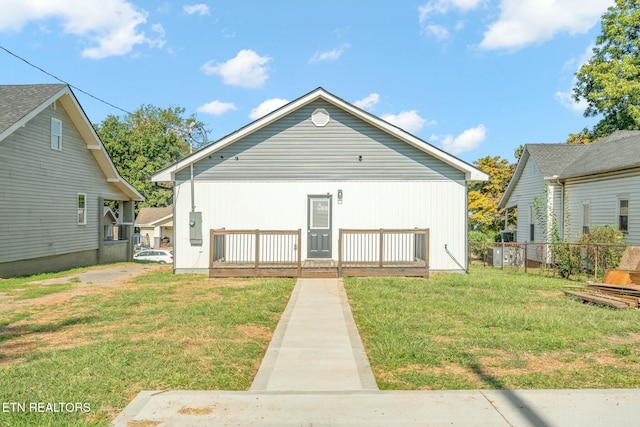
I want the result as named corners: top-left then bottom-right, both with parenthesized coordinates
top-left (499, 130), bottom-right (640, 208)
top-left (136, 205), bottom-right (173, 226)
top-left (0, 84), bottom-right (144, 202)
top-left (152, 87), bottom-right (488, 182)
top-left (524, 144), bottom-right (590, 178)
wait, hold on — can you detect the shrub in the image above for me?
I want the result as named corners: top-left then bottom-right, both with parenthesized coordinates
top-left (578, 225), bottom-right (626, 274)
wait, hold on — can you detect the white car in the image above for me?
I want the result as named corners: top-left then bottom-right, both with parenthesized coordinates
top-left (133, 249), bottom-right (173, 264)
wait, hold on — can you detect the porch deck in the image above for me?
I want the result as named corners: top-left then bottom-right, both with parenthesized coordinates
top-left (209, 228), bottom-right (429, 279)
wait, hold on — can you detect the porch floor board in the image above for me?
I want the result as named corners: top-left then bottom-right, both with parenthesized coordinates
top-left (209, 260), bottom-right (428, 279)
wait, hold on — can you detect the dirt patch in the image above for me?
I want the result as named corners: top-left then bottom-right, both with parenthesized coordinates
top-left (126, 421), bottom-right (161, 427)
top-left (178, 406), bottom-right (215, 415)
top-left (235, 324), bottom-right (273, 341)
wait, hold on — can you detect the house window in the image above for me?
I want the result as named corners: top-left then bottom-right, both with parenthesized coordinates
top-left (619, 198), bottom-right (629, 233)
top-left (582, 203), bottom-right (590, 235)
top-left (78, 193), bottom-right (87, 225)
top-left (529, 205), bottom-right (535, 241)
top-left (51, 118), bottom-right (62, 150)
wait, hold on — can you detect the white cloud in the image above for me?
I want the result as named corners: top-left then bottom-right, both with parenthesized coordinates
top-left (353, 93), bottom-right (380, 111)
top-left (197, 100), bottom-right (237, 116)
top-left (183, 4), bottom-right (210, 16)
top-left (249, 98), bottom-right (289, 120)
top-left (0, 0), bottom-right (164, 59)
top-left (555, 44), bottom-right (595, 114)
top-left (418, 0), bottom-right (480, 42)
top-left (479, 0), bottom-right (612, 51)
top-left (381, 110), bottom-right (432, 134)
top-left (426, 24), bottom-right (450, 41)
top-left (440, 124), bottom-right (487, 154)
top-left (555, 90), bottom-right (588, 113)
top-left (201, 49), bottom-right (272, 89)
top-left (309, 43), bottom-right (352, 63)
top-left (418, 0), bottom-right (482, 24)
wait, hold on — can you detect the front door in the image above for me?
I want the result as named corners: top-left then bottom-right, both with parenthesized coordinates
top-left (307, 195), bottom-right (332, 258)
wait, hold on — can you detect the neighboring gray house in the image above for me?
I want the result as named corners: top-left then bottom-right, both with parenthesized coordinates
top-left (499, 130), bottom-right (640, 246)
top-left (0, 84), bottom-right (144, 277)
top-left (153, 88), bottom-right (488, 275)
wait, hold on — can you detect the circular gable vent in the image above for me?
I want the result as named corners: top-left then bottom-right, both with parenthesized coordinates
top-left (311, 108), bottom-right (330, 127)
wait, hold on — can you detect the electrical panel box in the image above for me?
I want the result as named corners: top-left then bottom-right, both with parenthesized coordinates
top-left (189, 211), bottom-right (202, 246)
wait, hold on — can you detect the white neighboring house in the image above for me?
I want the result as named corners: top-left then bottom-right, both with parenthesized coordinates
top-left (152, 88), bottom-right (488, 274)
top-left (135, 205), bottom-right (174, 248)
top-left (0, 84), bottom-right (144, 277)
top-left (499, 130), bottom-right (640, 246)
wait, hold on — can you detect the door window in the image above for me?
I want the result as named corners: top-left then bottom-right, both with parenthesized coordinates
top-left (311, 199), bottom-right (330, 229)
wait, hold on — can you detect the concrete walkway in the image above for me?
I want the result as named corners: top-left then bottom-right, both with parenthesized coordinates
top-left (250, 278), bottom-right (377, 391)
top-left (112, 278), bottom-right (640, 426)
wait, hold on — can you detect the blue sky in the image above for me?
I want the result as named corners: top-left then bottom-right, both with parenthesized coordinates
top-left (0, 0), bottom-right (614, 164)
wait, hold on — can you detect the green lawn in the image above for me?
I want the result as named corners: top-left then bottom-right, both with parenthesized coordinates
top-left (344, 265), bottom-right (640, 390)
top-left (2, 264), bottom-right (639, 426)
top-left (0, 267), bottom-right (295, 426)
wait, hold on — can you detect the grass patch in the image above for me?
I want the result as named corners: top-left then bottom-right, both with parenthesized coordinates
top-left (344, 265), bottom-right (640, 390)
top-left (0, 266), bottom-right (295, 426)
top-left (14, 283), bottom-right (75, 300)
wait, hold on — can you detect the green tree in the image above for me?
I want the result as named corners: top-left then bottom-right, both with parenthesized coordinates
top-left (566, 128), bottom-right (594, 144)
top-left (573, 0), bottom-right (640, 138)
top-left (95, 105), bottom-right (203, 207)
top-left (468, 156), bottom-right (515, 236)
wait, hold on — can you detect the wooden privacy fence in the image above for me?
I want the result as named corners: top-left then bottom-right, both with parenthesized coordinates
top-left (209, 228), bottom-right (430, 278)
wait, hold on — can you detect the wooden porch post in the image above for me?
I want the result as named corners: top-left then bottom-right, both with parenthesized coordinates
top-left (254, 229), bottom-right (260, 276)
top-left (338, 229), bottom-right (343, 277)
top-left (379, 229), bottom-right (384, 268)
top-left (297, 229), bottom-right (302, 277)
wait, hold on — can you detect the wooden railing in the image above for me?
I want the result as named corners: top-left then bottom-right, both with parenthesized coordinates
top-left (210, 228), bottom-right (429, 278)
top-left (338, 228), bottom-right (429, 277)
top-left (210, 229), bottom-right (302, 276)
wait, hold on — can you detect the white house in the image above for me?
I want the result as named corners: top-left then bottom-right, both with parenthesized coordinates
top-left (0, 84), bottom-right (144, 277)
top-left (499, 130), bottom-right (640, 246)
top-left (152, 88), bottom-right (488, 275)
top-left (135, 205), bottom-right (174, 248)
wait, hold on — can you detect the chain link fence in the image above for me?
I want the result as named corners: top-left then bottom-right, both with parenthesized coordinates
top-left (469, 241), bottom-right (627, 281)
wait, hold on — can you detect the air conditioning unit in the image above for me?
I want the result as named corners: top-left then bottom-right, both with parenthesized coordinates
top-left (488, 246), bottom-right (524, 267)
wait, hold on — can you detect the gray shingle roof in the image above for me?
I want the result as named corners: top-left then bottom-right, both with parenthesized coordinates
top-left (136, 206), bottom-right (173, 226)
top-left (0, 84), bottom-right (68, 136)
top-left (559, 130), bottom-right (640, 178)
top-left (526, 143), bottom-right (590, 177)
top-left (526, 130), bottom-right (640, 179)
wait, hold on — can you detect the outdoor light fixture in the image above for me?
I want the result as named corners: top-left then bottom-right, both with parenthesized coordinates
top-left (338, 189), bottom-right (343, 204)
top-left (358, 155), bottom-right (362, 161)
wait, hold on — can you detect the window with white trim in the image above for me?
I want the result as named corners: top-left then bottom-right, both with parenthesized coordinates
top-left (529, 205), bottom-right (535, 241)
top-left (51, 118), bottom-right (62, 150)
top-left (582, 203), bottom-right (590, 235)
top-left (78, 193), bottom-right (87, 225)
top-left (619, 198), bottom-right (629, 233)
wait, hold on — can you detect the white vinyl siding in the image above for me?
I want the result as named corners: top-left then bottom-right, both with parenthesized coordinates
top-left (172, 180), bottom-right (467, 273)
top-left (503, 159), bottom-right (549, 243)
top-left (0, 102), bottom-right (130, 264)
top-left (563, 172), bottom-right (639, 245)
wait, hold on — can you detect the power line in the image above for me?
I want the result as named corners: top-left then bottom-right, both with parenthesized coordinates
top-left (0, 44), bottom-right (132, 115)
